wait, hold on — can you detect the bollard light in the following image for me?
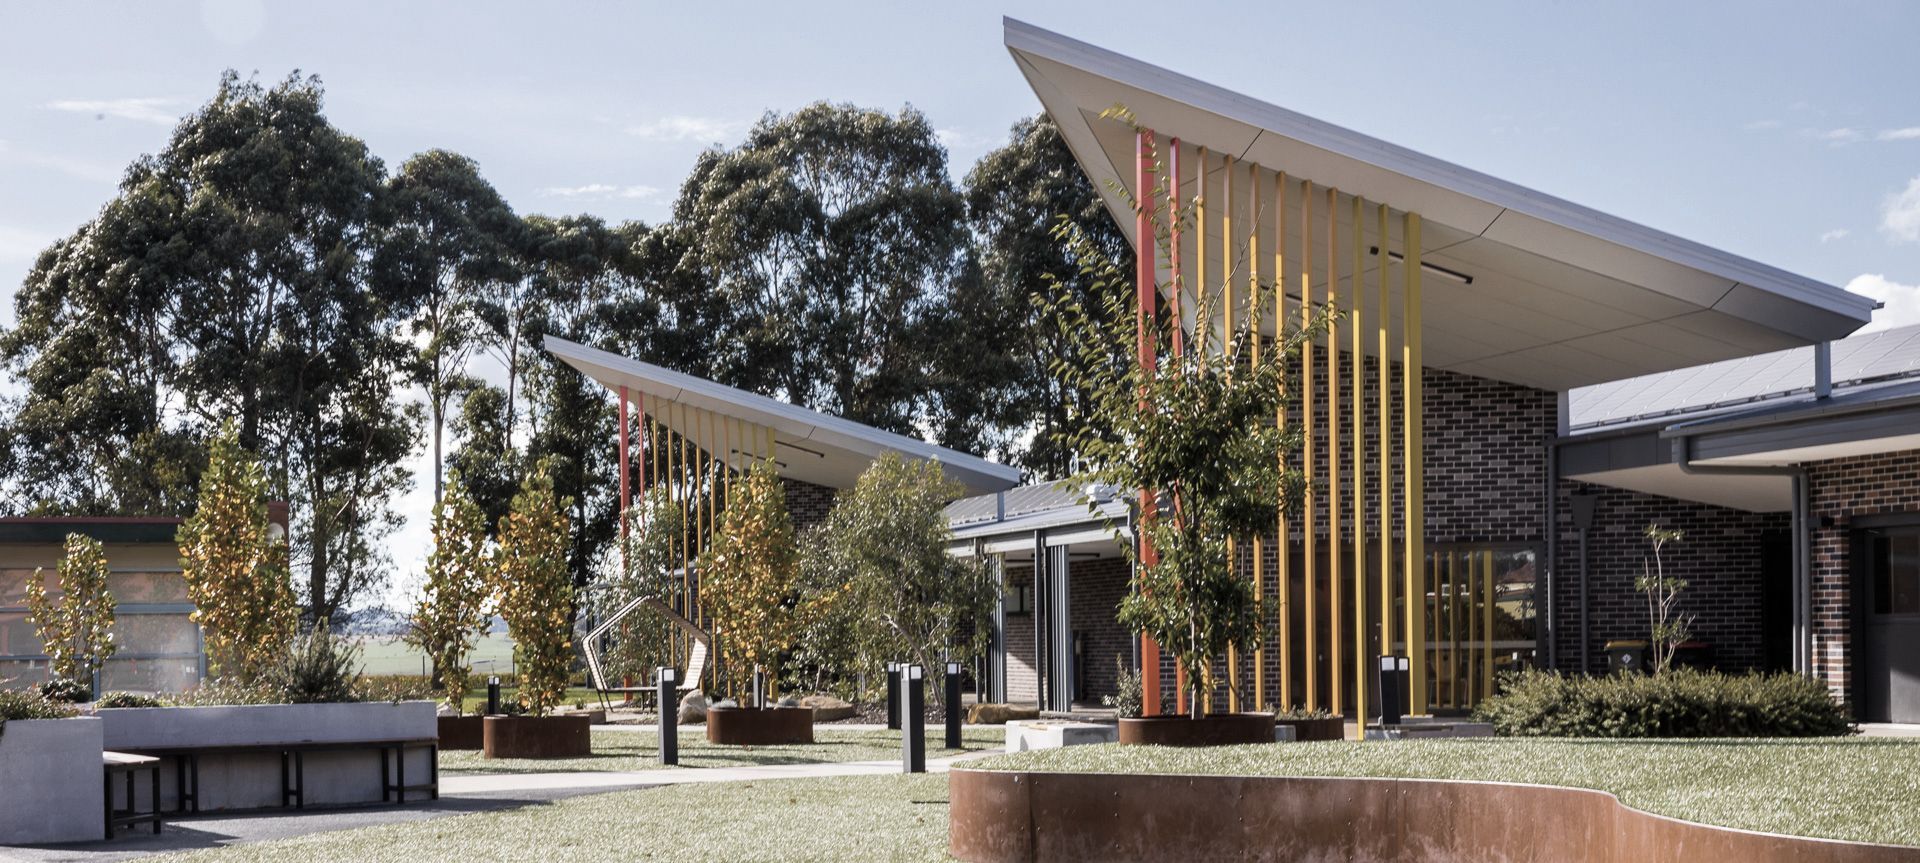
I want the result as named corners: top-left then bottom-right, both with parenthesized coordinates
top-left (901, 664), bottom-right (926, 774)
top-left (1376, 656), bottom-right (1401, 727)
top-left (486, 676), bottom-right (501, 716)
top-left (657, 666), bottom-right (678, 766)
top-left (943, 662), bottom-right (963, 749)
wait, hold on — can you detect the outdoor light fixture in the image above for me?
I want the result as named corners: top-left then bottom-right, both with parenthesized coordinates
top-left (775, 439), bottom-right (827, 459)
top-left (1368, 246), bottom-right (1474, 284)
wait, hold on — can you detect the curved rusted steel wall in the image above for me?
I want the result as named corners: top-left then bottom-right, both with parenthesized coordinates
top-left (949, 769), bottom-right (1920, 863)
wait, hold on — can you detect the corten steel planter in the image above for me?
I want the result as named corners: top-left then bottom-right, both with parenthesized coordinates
top-left (1117, 713), bottom-right (1276, 746)
top-left (706, 706), bottom-right (815, 745)
top-left (482, 714), bottom-right (591, 758)
top-left (437, 715), bottom-right (485, 750)
top-left (1275, 716), bottom-right (1346, 741)
top-left (949, 769), bottom-right (1920, 863)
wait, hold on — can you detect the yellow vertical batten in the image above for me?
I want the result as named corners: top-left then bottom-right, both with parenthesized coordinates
top-left (1326, 185), bottom-right (1343, 718)
top-left (1300, 178), bottom-right (1316, 712)
top-left (1402, 211), bottom-right (1426, 715)
top-left (1275, 171), bottom-right (1291, 710)
top-left (1249, 162), bottom-right (1264, 712)
top-left (1377, 203), bottom-right (1393, 686)
top-left (1351, 193), bottom-right (1368, 737)
top-left (1222, 153), bottom-right (1234, 716)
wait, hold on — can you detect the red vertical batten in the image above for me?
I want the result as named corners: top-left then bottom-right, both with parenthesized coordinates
top-left (1136, 128), bottom-right (1164, 718)
top-left (618, 385), bottom-right (631, 535)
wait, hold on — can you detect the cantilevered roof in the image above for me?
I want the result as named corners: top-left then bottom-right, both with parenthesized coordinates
top-left (545, 336), bottom-right (1022, 495)
top-left (1571, 324), bottom-right (1920, 431)
top-left (1006, 18), bottom-right (1875, 391)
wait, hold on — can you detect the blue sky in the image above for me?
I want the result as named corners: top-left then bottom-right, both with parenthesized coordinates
top-left (3, 1), bottom-right (1919, 604)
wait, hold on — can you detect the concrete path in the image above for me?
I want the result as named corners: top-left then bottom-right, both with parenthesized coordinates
top-left (0, 750), bottom-right (993, 863)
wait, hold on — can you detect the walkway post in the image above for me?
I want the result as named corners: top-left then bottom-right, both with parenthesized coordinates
top-left (657, 666), bottom-right (679, 765)
top-left (1134, 128), bottom-right (1163, 717)
top-left (886, 662), bottom-right (901, 730)
top-left (902, 664), bottom-right (926, 774)
top-left (944, 662), bottom-right (963, 749)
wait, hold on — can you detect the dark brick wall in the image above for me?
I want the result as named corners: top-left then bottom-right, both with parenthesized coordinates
top-left (1807, 449), bottom-right (1920, 706)
top-left (1550, 483), bottom-right (1787, 676)
top-left (781, 477), bottom-right (838, 533)
top-left (1068, 556), bottom-right (1132, 704)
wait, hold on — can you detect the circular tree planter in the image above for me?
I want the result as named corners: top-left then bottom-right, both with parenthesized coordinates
top-left (706, 706), bottom-right (815, 745)
top-left (1276, 716), bottom-right (1347, 742)
top-left (1118, 713), bottom-right (1276, 747)
top-left (438, 715), bottom-right (486, 750)
top-left (483, 714), bottom-right (591, 758)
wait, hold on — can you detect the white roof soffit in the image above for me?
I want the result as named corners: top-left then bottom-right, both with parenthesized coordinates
top-left (543, 336), bottom-right (1022, 496)
top-left (1005, 18), bottom-right (1874, 391)
top-left (1566, 463), bottom-right (1791, 513)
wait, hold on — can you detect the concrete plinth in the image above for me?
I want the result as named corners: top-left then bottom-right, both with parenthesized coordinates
top-left (1004, 720), bottom-right (1117, 752)
top-left (0, 717), bottom-right (104, 844)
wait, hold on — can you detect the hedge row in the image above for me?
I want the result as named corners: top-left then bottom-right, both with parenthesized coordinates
top-left (1473, 668), bottom-right (1851, 738)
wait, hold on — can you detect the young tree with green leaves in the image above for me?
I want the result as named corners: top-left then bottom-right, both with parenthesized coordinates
top-left (1046, 119), bottom-right (1330, 717)
top-left (24, 533), bottom-right (117, 690)
top-left (177, 423), bottom-right (299, 683)
top-left (494, 458), bottom-right (575, 716)
top-left (406, 472), bottom-right (494, 707)
top-left (802, 452), bottom-right (994, 706)
top-left (1638, 524), bottom-right (1691, 675)
top-left (699, 461), bottom-right (800, 697)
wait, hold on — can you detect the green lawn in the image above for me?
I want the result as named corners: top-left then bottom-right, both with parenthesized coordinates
top-left (439, 726), bottom-right (1004, 774)
top-left (154, 774), bottom-right (953, 862)
top-left (972, 738), bottom-right (1920, 847)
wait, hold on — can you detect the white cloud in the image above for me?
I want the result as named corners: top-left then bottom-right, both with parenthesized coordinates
top-left (1807, 127), bottom-right (1864, 145)
top-left (1819, 228), bottom-right (1850, 244)
top-left (625, 115), bottom-right (743, 143)
top-left (1881, 177), bottom-right (1920, 243)
top-left (535, 183), bottom-right (660, 201)
top-left (935, 127), bottom-right (997, 152)
top-left (1846, 274), bottom-right (1920, 333)
top-left (45, 97), bottom-right (183, 126)
top-left (1878, 127), bottom-right (1920, 141)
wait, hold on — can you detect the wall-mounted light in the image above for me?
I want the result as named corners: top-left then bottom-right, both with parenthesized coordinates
top-left (1368, 246), bottom-right (1474, 285)
top-left (776, 440), bottom-right (827, 459)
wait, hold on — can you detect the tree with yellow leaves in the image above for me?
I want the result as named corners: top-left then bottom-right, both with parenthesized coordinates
top-left (177, 423), bottom-right (298, 683)
top-left (25, 533), bottom-right (118, 692)
top-left (699, 460), bottom-right (800, 697)
top-left (494, 458), bottom-right (574, 716)
top-left (406, 471), bottom-right (493, 709)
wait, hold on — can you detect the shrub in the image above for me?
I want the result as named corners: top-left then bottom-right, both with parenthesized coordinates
top-left (166, 679), bottom-right (283, 706)
top-left (0, 690), bottom-right (77, 742)
top-left (95, 692), bottom-right (169, 709)
top-left (1474, 668), bottom-right (1851, 738)
top-left (1102, 657), bottom-right (1143, 719)
top-left (406, 471), bottom-right (493, 709)
top-left (355, 675), bottom-right (434, 704)
top-left (699, 461), bottom-right (800, 694)
top-left (1272, 706), bottom-right (1334, 721)
top-left (39, 677), bottom-right (93, 704)
top-left (271, 619), bottom-right (363, 704)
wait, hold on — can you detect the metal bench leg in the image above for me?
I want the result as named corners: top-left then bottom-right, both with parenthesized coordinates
top-left (103, 772), bottom-right (113, 840)
top-left (380, 745), bottom-right (390, 803)
top-left (150, 766), bottom-right (162, 834)
top-left (396, 744), bottom-right (405, 804)
top-left (280, 751), bottom-right (290, 808)
top-left (294, 750), bottom-right (305, 809)
top-left (429, 744), bottom-right (439, 801)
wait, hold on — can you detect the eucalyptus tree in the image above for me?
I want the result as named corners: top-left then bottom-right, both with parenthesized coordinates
top-left (963, 114), bottom-right (1134, 478)
top-left (1, 71), bottom-right (418, 621)
top-left (377, 150), bottom-right (518, 503)
top-left (669, 102), bottom-right (968, 436)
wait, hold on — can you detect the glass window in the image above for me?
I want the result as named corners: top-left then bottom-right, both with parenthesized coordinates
top-left (101, 657), bottom-right (201, 693)
top-left (1872, 530), bottom-right (1920, 616)
top-left (110, 571), bottom-right (190, 604)
top-left (0, 569), bottom-right (55, 607)
top-left (0, 611), bottom-right (42, 658)
top-left (117, 613), bottom-right (199, 656)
